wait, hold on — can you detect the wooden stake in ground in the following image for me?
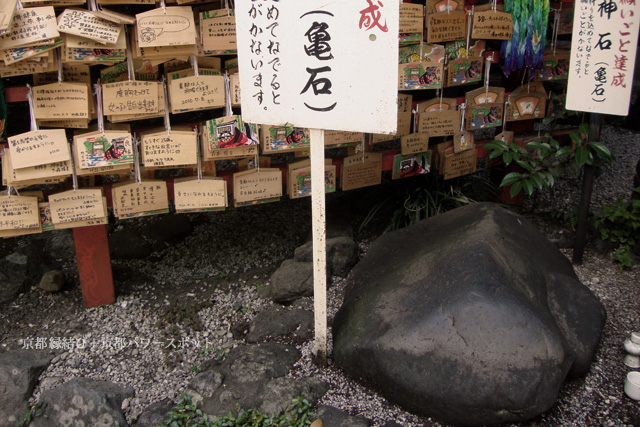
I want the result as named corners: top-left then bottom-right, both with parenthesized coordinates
top-left (310, 128), bottom-right (327, 364)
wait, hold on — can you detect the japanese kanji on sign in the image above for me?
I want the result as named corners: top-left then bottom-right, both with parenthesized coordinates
top-left (566, 0), bottom-right (640, 116)
top-left (235, 0), bottom-right (400, 134)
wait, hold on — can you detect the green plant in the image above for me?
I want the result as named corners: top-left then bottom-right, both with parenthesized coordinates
top-left (163, 395), bottom-right (315, 427)
top-left (485, 123), bottom-right (613, 199)
top-left (595, 189), bottom-right (640, 270)
top-left (359, 173), bottom-right (497, 233)
top-left (190, 364), bottom-right (202, 374)
top-left (19, 402), bottom-right (46, 426)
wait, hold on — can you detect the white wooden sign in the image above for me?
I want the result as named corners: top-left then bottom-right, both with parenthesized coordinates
top-left (236, 0), bottom-right (399, 134)
top-left (566, 0), bottom-right (639, 116)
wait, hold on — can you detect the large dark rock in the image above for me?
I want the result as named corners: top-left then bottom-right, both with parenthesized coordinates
top-left (294, 236), bottom-right (359, 278)
top-left (0, 253), bottom-right (29, 304)
top-left (186, 343), bottom-right (326, 418)
top-left (316, 405), bottom-right (371, 427)
top-left (333, 203), bottom-right (606, 426)
top-left (259, 260), bottom-right (315, 303)
top-left (0, 350), bottom-right (53, 426)
top-left (135, 398), bottom-right (175, 427)
top-left (32, 377), bottom-right (134, 427)
top-left (246, 306), bottom-right (314, 343)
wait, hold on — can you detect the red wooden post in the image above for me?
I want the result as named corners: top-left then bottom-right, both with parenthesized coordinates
top-left (72, 225), bottom-right (115, 308)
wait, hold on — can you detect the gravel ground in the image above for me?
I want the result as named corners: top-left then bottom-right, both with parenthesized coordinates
top-left (0, 125), bottom-right (639, 426)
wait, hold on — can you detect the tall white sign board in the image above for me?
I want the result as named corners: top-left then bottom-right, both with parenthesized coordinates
top-left (236, 0), bottom-right (399, 134)
top-left (566, 0), bottom-right (639, 116)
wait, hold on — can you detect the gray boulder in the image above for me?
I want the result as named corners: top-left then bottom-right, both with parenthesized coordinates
top-left (316, 406), bottom-right (371, 427)
top-left (246, 306), bottom-right (314, 343)
top-left (259, 377), bottom-right (329, 416)
top-left (186, 343), bottom-right (326, 418)
top-left (294, 237), bottom-right (359, 278)
top-left (259, 260), bottom-right (326, 303)
top-left (135, 399), bottom-right (175, 427)
top-left (0, 252), bottom-right (29, 304)
top-left (32, 377), bottom-right (134, 427)
top-left (333, 203), bottom-right (606, 426)
top-left (0, 350), bottom-right (53, 426)
top-left (39, 270), bottom-right (65, 292)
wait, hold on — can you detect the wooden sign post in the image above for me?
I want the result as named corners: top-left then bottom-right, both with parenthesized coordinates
top-left (236, 0), bottom-right (399, 363)
top-left (566, 1), bottom-right (639, 262)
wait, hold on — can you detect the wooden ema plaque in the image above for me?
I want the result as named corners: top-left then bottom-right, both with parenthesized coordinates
top-left (233, 168), bottom-right (282, 207)
top-left (399, 3), bottom-right (424, 34)
top-left (392, 151), bottom-right (432, 180)
top-left (202, 115), bottom-right (259, 160)
top-left (398, 62), bottom-right (443, 90)
top-left (57, 8), bottom-right (122, 44)
top-left (102, 80), bottom-right (159, 116)
top-left (0, 195), bottom-right (40, 232)
top-left (372, 112), bottom-right (411, 144)
top-left (415, 97), bottom-right (457, 113)
top-left (444, 149), bottom-right (478, 180)
top-left (506, 82), bottom-right (547, 122)
top-left (261, 125), bottom-right (310, 153)
top-left (74, 130), bottom-right (134, 170)
top-left (7, 129), bottom-right (70, 169)
top-left (471, 10), bottom-right (513, 40)
top-left (112, 180), bottom-right (169, 219)
top-left (135, 6), bottom-right (197, 48)
top-left (48, 188), bottom-right (106, 224)
top-left (33, 82), bottom-right (89, 120)
top-left (446, 57), bottom-right (483, 87)
top-left (417, 109), bottom-right (460, 136)
top-left (401, 133), bottom-right (429, 155)
top-left (0, 7), bottom-right (59, 50)
top-left (464, 86), bottom-right (505, 131)
top-left (287, 159), bottom-right (336, 199)
top-left (174, 177), bottom-right (227, 213)
top-left (341, 153), bottom-right (383, 191)
top-left (169, 75), bottom-right (225, 114)
top-left (140, 129), bottom-right (198, 168)
top-left (427, 11), bottom-right (466, 43)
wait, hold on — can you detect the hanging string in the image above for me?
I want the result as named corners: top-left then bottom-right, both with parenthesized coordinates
top-left (224, 0), bottom-right (230, 14)
top-left (1, 147), bottom-right (10, 196)
top-left (502, 96), bottom-right (510, 133)
top-left (492, 0), bottom-right (497, 12)
top-left (160, 0), bottom-right (166, 13)
top-left (133, 136), bottom-right (142, 183)
top-left (223, 72), bottom-right (232, 116)
top-left (465, 7), bottom-right (473, 57)
top-left (88, 0), bottom-right (97, 12)
top-left (196, 128), bottom-right (203, 181)
top-left (361, 134), bottom-right (366, 163)
top-left (69, 145), bottom-right (79, 191)
top-left (56, 47), bottom-right (63, 85)
top-left (126, 29), bottom-right (135, 81)
top-left (413, 108), bottom-right (418, 132)
top-left (484, 55), bottom-right (492, 103)
top-left (16, 0), bottom-right (23, 10)
top-left (439, 84), bottom-right (444, 111)
top-left (459, 103), bottom-right (466, 133)
top-left (190, 55), bottom-right (199, 78)
top-left (26, 84), bottom-right (38, 132)
top-left (446, 0), bottom-right (451, 14)
top-left (162, 77), bottom-right (171, 134)
top-left (94, 81), bottom-right (105, 134)
top-left (552, 9), bottom-right (560, 55)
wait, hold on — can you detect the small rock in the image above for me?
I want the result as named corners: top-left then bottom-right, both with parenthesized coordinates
top-left (246, 306), bottom-right (314, 343)
top-left (0, 350), bottom-right (53, 427)
top-left (316, 405), bottom-right (372, 427)
top-left (136, 399), bottom-right (175, 427)
top-left (39, 270), bottom-right (65, 292)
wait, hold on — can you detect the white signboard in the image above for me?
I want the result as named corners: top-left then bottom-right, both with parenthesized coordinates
top-left (236, 0), bottom-right (399, 134)
top-left (566, 0), bottom-right (639, 116)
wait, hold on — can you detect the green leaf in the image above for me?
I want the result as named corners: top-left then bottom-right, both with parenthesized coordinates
top-left (569, 131), bottom-right (582, 146)
top-left (549, 138), bottom-right (560, 150)
top-left (588, 141), bottom-right (612, 160)
top-left (483, 142), bottom-right (499, 150)
top-left (579, 122), bottom-right (589, 137)
top-left (575, 146), bottom-right (589, 166)
top-left (503, 152), bottom-right (513, 165)
top-left (530, 174), bottom-right (544, 190)
top-left (514, 159), bottom-right (533, 172)
top-left (522, 178), bottom-right (534, 196)
top-left (527, 141), bottom-right (543, 150)
top-left (489, 150), bottom-right (503, 160)
top-left (501, 172), bottom-right (523, 187)
top-left (510, 181), bottom-right (523, 198)
top-left (492, 139), bottom-right (508, 150)
top-left (556, 147), bottom-right (574, 157)
top-left (543, 171), bottom-right (555, 187)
